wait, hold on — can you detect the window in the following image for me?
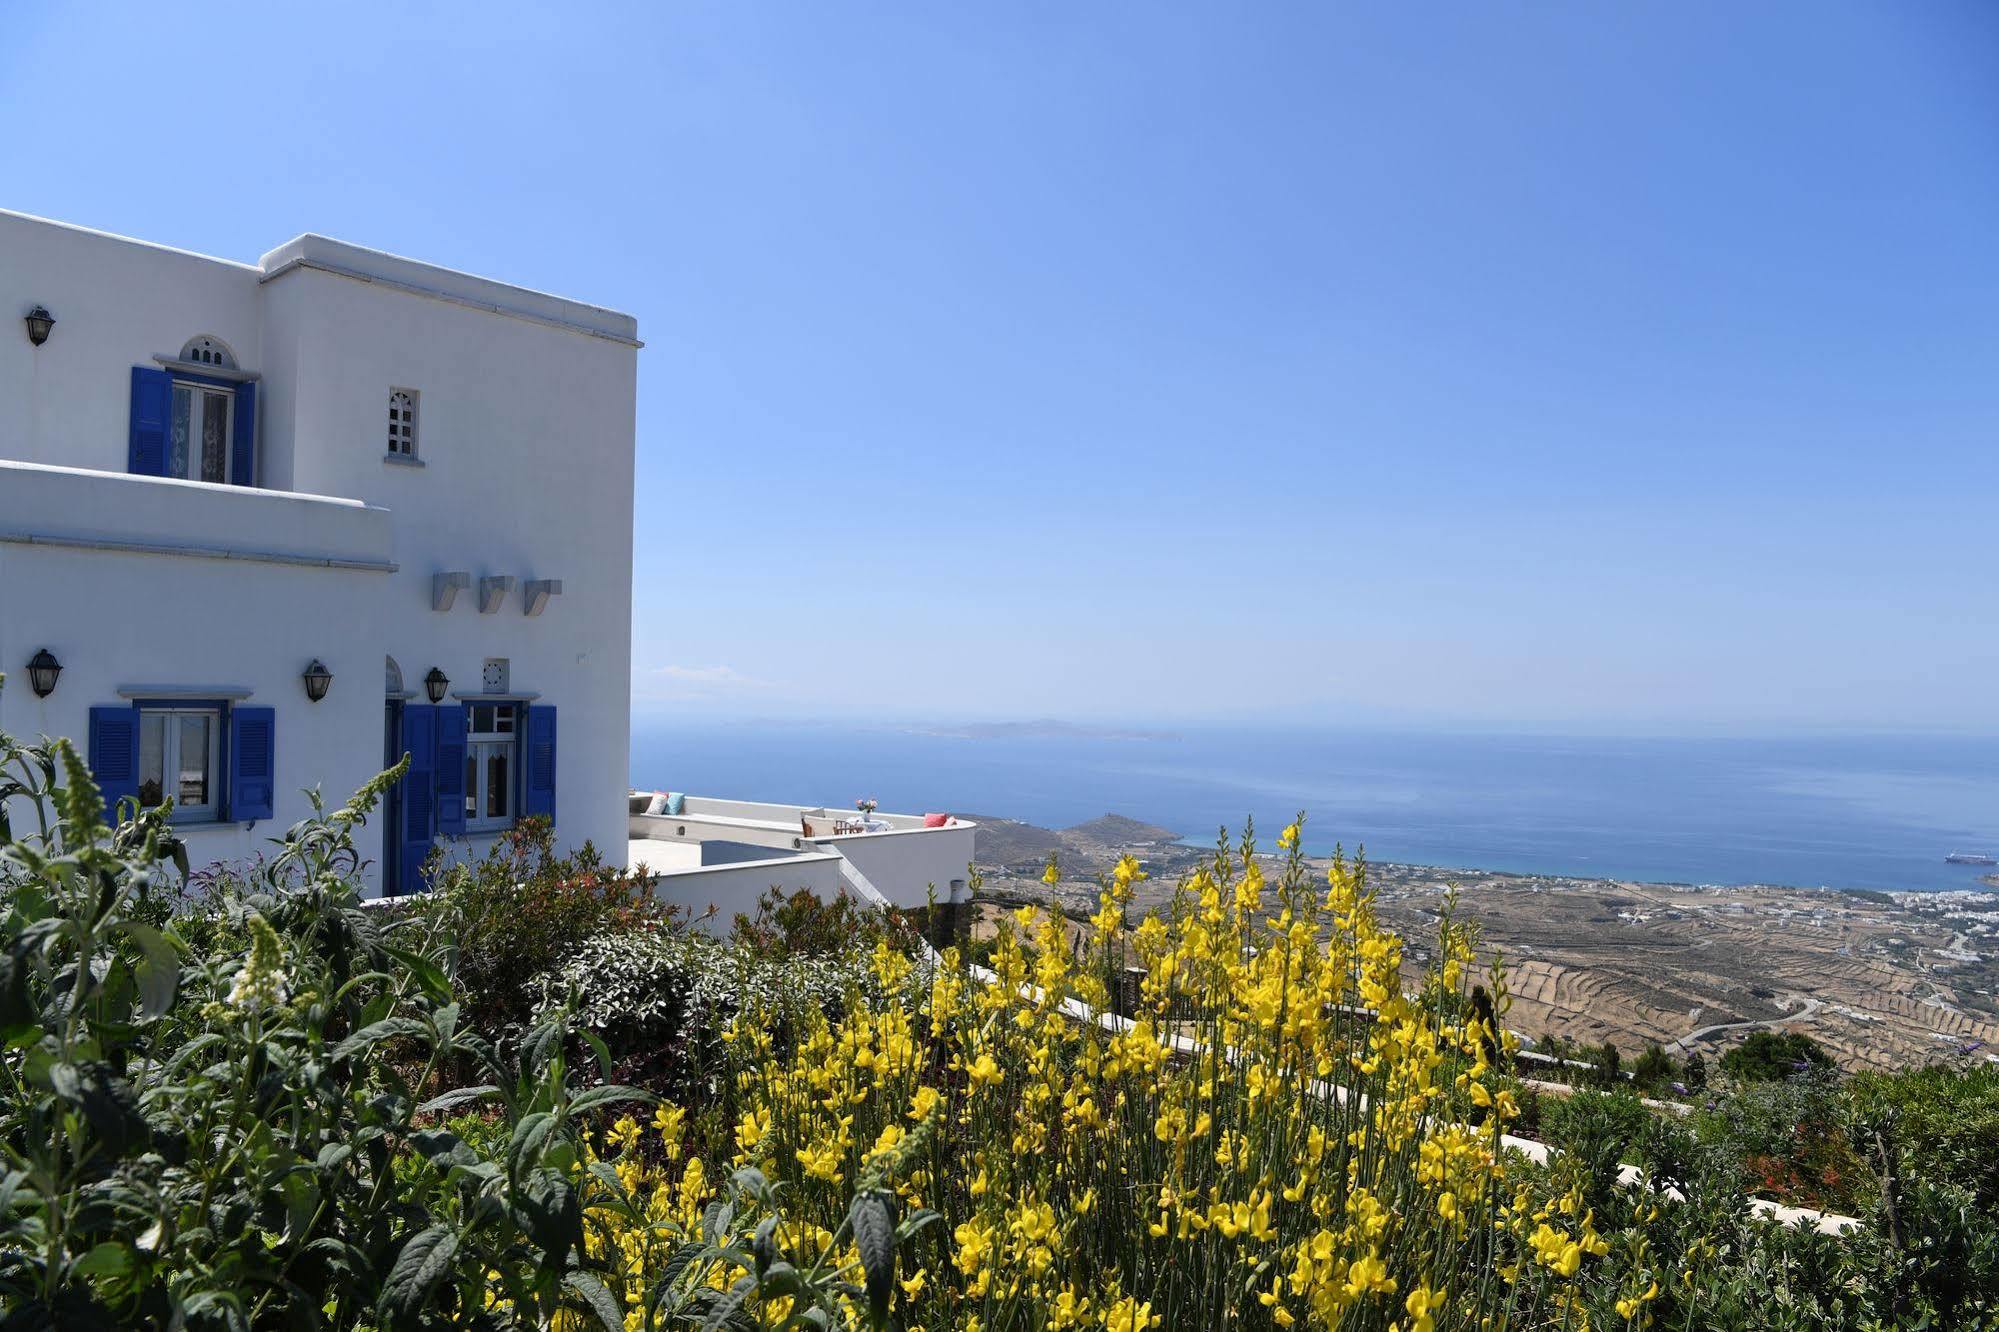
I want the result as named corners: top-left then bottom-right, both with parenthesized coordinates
top-left (168, 381), bottom-right (234, 483)
top-left (179, 335), bottom-right (236, 369)
top-left (138, 707), bottom-right (222, 823)
top-left (464, 702), bottom-right (516, 832)
top-left (388, 389), bottom-right (419, 457)
top-left (91, 702), bottom-right (275, 824)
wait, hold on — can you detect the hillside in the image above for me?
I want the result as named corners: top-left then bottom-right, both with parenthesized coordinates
top-left (1064, 814), bottom-right (1182, 847)
top-left (966, 811), bottom-right (1999, 1074)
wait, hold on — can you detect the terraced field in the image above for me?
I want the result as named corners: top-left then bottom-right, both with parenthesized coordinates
top-left (973, 815), bottom-right (1999, 1072)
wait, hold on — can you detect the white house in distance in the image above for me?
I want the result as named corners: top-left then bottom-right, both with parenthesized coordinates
top-left (2, 208), bottom-right (975, 917)
top-left (1, 209), bottom-right (637, 896)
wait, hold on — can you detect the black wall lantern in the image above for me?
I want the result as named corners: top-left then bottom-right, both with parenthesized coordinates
top-left (26, 648), bottom-right (61, 698)
top-left (302, 658), bottom-right (333, 702)
top-left (23, 306), bottom-right (54, 347)
top-left (423, 666), bottom-right (450, 704)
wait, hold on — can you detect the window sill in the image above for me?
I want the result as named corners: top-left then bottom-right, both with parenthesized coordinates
top-left (383, 453), bottom-right (425, 468)
top-left (171, 818), bottom-right (249, 832)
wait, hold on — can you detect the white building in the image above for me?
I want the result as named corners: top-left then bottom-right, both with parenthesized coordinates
top-left (3, 209), bottom-right (976, 917)
top-left (1, 210), bottom-right (637, 895)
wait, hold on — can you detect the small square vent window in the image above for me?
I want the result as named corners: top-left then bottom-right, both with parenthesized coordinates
top-left (388, 389), bottom-right (419, 458)
top-left (482, 658), bottom-right (510, 693)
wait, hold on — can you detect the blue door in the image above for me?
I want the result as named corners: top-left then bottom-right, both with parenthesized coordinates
top-left (382, 700), bottom-right (403, 894)
top-left (396, 704), bottom-right (437, 895)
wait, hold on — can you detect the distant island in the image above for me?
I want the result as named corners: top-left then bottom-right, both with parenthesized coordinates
top-left (907, 719), bottom-right (1179, 742)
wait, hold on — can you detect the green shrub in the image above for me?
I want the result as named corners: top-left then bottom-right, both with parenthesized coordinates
top-left (1847, 1061), bottom-right (1999, 1206)
top-left (417, 817), bottom-right (671, 1034)
top-left (0, 715), bottom-right (647, 1328)
top-left (729, 885), bottom-right (919, 960)
top-left (1722, 1029), bottom-right (1835, 1083)
top-left (1544, 1088), bottom-right (1654, 1213)
top-left (1630, 1042), bottom-right (1676, 1091)
top-left (1697, 1069), bottom-right (1864, 1210)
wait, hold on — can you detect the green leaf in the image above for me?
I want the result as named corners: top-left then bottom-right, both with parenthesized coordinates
top-left (48, 1062), bottom-right (148, 1160)
top-left (383, 946), bottom-right (450, 1000)
top-left (699, 1274), bottom-right (756, 1332)
top-left (417, 1083), bottom-right (500, 1116)
top-left (568, 1083), bottom-right (654, 1116)
top-left (412, 1129), bottom-right (478, 1170)
top-left (516, 1170), bottom-right (582, 1266)
top-left (330, 1017), bottom-right (430, 1064)
top-left (894, 1208), bottom-right (943, 1242)
top-left (580, 1027), bottom-right (614, 1078)
top-left (848, 1190), bottom-right (894, 1328)
top-left (756, 1261), bottom-right (801, 1299)
top-left (509, 1111), bottom-right (557, 1175)
top-left (380, 1224), bottom-right (459, 1319)
top-left (752, 1216), bottom-right (779, 1275)
top-left (118, 920), bottom-right (178, 1020)
top-left (562, 1270), bottom-right (624, 1332)
top-left (70, 1241), bottom-right (133, 1281)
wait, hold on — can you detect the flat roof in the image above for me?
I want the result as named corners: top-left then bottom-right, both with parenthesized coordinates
top-left (0, 208), bottom-right (639, 346)
top-left (259, 234), bottom-right (639, 345)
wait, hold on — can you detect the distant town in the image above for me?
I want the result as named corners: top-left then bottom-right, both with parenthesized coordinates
top-left (973, 813), bottom-right (1999, 1073)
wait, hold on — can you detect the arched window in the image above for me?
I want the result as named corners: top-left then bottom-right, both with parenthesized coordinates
top-left (178, 335), bottom-right (236, 369)
top-left (388, 389), bottom-right (419, 457)
top-left (385, 656), bottom-right (404, 696)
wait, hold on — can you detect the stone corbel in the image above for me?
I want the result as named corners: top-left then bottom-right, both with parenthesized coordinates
top-left (523, 579), bottom-right (563, 617)
top-left (478, 575), bottom-right (515, 614)
top-left (432, 571), bottom-right (470, 612)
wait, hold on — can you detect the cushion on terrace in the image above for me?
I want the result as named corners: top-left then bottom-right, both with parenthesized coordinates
top-left (924, 812), bottom-right (951, 828)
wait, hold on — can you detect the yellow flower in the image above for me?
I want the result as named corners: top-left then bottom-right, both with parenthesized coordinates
top-left (1101, 1295), bottom-right (1158, 1332)
top-left (734, 1108), bottom-right (770, 1154)
top-left (967, 1052), bottom-right (1004, 1090)
top-left (1043, 855), bottom-right (1061, 887)
top-left (652, 1103), bottom-right (687, 1156)
top-left (1405, 1283), bottom-right (1444, 1332)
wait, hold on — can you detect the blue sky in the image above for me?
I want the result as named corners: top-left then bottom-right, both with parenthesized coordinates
top-left (6, 4), bottom-right (1996, 730)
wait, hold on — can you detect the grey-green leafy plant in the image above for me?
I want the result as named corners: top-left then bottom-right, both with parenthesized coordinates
top-left (0, 688), bottom-right (651, 1330)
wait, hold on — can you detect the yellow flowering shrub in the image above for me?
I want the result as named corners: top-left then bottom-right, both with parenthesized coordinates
top-left (576, 824), bottom-right (1642, 1329)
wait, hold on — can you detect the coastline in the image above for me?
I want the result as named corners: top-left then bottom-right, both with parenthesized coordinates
top-left (975, 813), bottom-right (1999, 1073)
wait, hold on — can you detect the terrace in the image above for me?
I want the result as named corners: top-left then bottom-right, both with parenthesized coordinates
top-left (626, 793), bottom-right (976, 924)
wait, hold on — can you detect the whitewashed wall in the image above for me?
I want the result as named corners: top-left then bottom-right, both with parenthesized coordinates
top-left (809, 826), bottom-right (976, 908)
top-left (0, 212), bottom-right (262, 474)
top-left (0, 540), bottom-right (392, 870)
top-left (0, 212), bottom-right (638, 892)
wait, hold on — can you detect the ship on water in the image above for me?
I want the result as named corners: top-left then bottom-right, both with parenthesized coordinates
top-left (1945, 851), bottom-right (1997, 866)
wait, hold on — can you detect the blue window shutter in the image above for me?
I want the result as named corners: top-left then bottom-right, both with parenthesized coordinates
top-left (128, 367), bottom-right (171, 476)
top-left (88, 704), bottom-right (141, 816)
top-left (435, 704), bottom-right (466, 837)
top-left (229, 706), bottom-right (276, 821)
top-left (523, 706), bottom-right (556, 822)
top-left (397, 704), bottom-right (438, 891)
top-left (231, 380), bottom-right (256, 486)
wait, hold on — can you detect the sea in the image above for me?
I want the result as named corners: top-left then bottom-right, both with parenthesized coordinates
top-left (630, 721), bottom-right (1999, 894)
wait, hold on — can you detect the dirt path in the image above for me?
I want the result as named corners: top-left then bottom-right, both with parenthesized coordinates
top-left (1666, 992), bottom-right (1822, 1055)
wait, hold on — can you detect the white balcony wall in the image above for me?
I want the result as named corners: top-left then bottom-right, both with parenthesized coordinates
top-left (808, 824), bottom-right (976, 907)
top-left (0, 462), bottom-right (393, 568)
